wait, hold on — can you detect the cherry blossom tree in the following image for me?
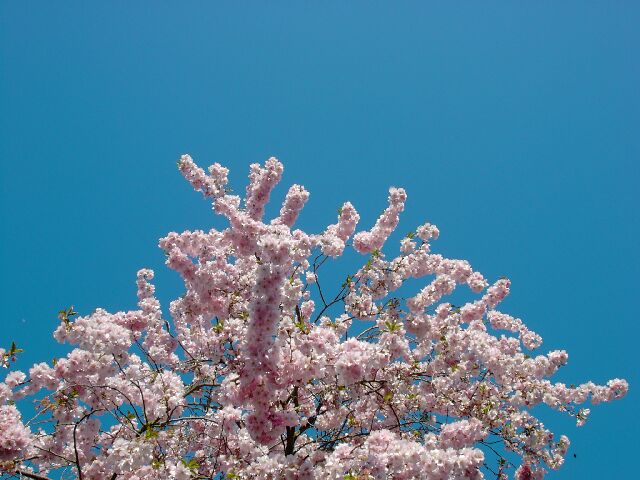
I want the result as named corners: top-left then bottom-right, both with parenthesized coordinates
top-left (0, 156), bottom-right (628, 480)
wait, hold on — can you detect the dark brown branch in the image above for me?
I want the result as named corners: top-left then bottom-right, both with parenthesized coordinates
top-left (13, 469), bottom-right (53, 480)
top-left (284, 425), bottom-right (296, 456)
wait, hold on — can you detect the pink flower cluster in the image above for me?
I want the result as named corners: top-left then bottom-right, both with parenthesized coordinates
top-left (334, 339), bottom-right (388, 385)
top-left (319, 429), bottom-right (485, 479)
top-left (0, 405), bottom-right (30, 461)
top-left (438, 418), bottom-right (487, 449)
top-left (177, 154), bottom-right (228, 198)
top-left (0, 155), bottom-right (628, 480)
top-left (353, 187), bottom-right (406, 254)
top-left (318, 201), bottom-right (360, 257)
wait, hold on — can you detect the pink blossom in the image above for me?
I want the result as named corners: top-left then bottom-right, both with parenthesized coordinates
top-left (177, 154), bottom-right (228, 198)
top-left (4, 370), bottom-right (26, 388)
top-left (439, 418), bottom-right (487, 449)
top-left (0, 155), bottom-right (627, 480)
top-left (0, 405), bottom-right (30, 461)
top-left (353, 187), bottom-right (406, 253)
top-left (273, 184), bottom-right (309, 227)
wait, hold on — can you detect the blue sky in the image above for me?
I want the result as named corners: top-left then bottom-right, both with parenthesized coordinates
top-left (1, 2), bottom-right (638, 478)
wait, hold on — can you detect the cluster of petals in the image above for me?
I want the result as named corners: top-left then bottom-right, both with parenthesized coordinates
top-left (353, 187), bottom-right (406, 253)
top-left (0, 405), bottom-right (30, 461)
top-left (0, 155), bottom-right (628, 480)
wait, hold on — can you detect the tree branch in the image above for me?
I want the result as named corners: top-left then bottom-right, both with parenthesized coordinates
top-left (13, 469), bottom-right (53, 480)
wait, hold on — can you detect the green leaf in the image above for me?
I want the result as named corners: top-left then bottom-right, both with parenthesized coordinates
top-left (7, 341), bottom-right (24, 357)
top-left (143, 424), bottom-right (159, 439)
top-left (181, 458), bottom-right (200, 472)
top-left (384, 320), bottom-right (400, 333)
top-left (295, 320), bottom-right (309, 334)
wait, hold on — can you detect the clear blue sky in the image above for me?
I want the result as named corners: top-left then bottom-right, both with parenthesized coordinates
top-left (1, 2), bottom-right (638, 478)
